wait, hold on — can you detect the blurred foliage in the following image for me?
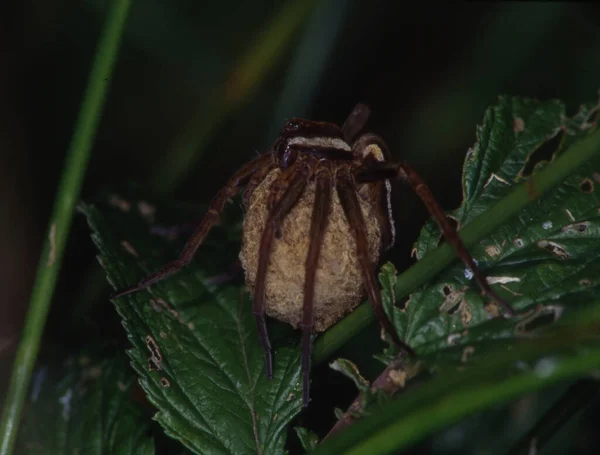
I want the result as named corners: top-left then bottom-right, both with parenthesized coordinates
top-left (17, 349), bottom-right (155, 454)
top-left (4, 0), bottom-right (600, 454)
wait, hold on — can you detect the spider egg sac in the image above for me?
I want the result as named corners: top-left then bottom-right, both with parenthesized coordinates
top-left (240, 169), bottom-right (382, 332)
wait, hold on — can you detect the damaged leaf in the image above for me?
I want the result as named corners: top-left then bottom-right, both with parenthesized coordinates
top-left (81, 196), bottom-right (302, 455)
top-left (388, 95), bottom-right (600, 355)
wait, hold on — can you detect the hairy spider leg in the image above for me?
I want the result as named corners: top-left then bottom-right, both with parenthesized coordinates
top-left (112, 153), bottom-right (273, 299)
top-left (336, 172), bottom-right (416, 354)
top-left (300, 166), bottom-right (333, 407)
top-left (253, 168), bottom-right (308, 379)
top-left (341, 103), bottom-right (372, 143)
top-left (355, 160), bottom-right (517, 317)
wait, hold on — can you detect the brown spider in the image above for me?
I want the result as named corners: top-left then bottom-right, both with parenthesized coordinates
top-left (114, 104), bottom-right (516, 407)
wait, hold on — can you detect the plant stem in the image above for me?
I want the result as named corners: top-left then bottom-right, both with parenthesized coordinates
top-left (0, 1), bottom-right (131, 453)
top-left (313, 125), bottom-right (600, 364)
top-left (314, 308), bottom-right (600, 454)
top-left (324, 352), bottom-right (420, 439)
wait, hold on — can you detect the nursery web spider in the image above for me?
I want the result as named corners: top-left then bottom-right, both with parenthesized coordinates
top-left (114, 104), bottom-right (516, 407)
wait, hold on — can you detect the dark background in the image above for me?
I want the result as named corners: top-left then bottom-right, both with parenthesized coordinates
top-left (2, 1), bottom-right (600, 452)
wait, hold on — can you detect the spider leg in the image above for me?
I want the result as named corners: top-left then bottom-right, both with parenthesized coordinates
top-left (336, 174), bottom-right (416, 355)
top-left (112, 153), bottom-right (273, 299)
top-left (253, 168), bottom-right (308, 379)
top-left (355, 161), bottom-right (517, 316)
top-left (300, 168), bottom-right (332, 407)
top-left (342, 103), bottom-right (372, 143)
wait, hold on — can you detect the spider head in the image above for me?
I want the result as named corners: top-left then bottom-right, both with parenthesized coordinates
top-left (274, 118), bottom-right (348, 169)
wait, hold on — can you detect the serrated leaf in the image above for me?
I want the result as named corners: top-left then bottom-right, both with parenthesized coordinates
top-left (385, 95), bottom-right (600, 354)
top-left (16, 351), bottom-right (155, 455)
top-left (80, 196), bottom-right (302, 455)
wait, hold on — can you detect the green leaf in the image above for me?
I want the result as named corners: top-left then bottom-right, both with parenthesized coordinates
top-left (16, 351), bottom-right (154, 455)
top-left (294, 427), bottom-right (319, 452)
top-left (388, 96), bottom-right (600, 353)
top-left (320, 95), bottom-right (600, 454)
top-left (313, 97), bottom-right (600, 365)
top-left (80, 197), bottom-right (303, 455)
top-left (329, 359), bottom-right (369, 393)
top-left (313, 304), bottom-right (600, 455)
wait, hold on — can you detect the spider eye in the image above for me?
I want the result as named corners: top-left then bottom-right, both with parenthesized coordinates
top-left (283, 120), bottom-right (300, 133)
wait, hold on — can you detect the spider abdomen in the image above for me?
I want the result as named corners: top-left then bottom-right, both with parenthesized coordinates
top-left (240, 169), bottom-right (382, 332)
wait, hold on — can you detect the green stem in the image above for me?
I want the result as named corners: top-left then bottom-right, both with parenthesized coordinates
top-left (313, 125), bottom-right (600, 364)
top-left (0, 1), bottom-right (131, 453)
top-left (314, 307), bottom-right (600, 454)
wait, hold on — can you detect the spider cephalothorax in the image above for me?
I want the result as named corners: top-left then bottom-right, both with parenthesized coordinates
top-left (114, 104), bottom-right (515, 407)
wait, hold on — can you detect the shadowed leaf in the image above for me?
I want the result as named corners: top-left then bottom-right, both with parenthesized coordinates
top-left (80, 197), bottom-right (302, 455)
top-left (387, 96), bottom-right (600, 353)
top-left (16, 352), bottom-right (155, 455)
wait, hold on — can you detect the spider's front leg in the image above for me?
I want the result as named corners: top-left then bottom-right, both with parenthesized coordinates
top-left (112, 153), bottom-right (273, 299)
top-left (299, 164), bottom-right (333, 406)
top-left (252, 166), bottom-right (308, 379)
top-left (354, 148), bottom-right (516, 317)
top-left (336, 169), bottom-right (416, 355)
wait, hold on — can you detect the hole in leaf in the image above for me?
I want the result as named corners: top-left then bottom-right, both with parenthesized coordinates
top-left (145, 335), bottom-right (162, 371)
top-left (513, 238), bottom-right (525, 248)
top-left (446, 301), bottom-right (461, 315)
top-left (537, 240), bottom-right (570, 259)
top-left (439, 285), bottom-right (465, 315)
top-left (515, 304), bottom-right (563, 335)
top-left (580, 178), bottom-right (594, 194)
top-left (562, 221), bottom-right (590, 234)
top-left (520, 133), bottom-right (563, 177)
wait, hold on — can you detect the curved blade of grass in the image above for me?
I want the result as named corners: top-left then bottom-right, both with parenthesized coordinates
top-left (314, 305), bottom-right (600, 454)
top-left (153, 0), bottom-right (318, 193)
top-left (265, 0), bottom-right (349, 142)
top-left (314, 112), bottom-right (600, 364)
top-left (0, 1), bottom-right (131, 454)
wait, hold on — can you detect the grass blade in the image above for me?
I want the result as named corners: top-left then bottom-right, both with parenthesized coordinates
top-left (153, 0), bottom-right (318, 192)
top-left (0, 1), bottom-right (131, 453)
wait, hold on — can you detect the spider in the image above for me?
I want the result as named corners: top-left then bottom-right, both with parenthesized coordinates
top-left (114, 104), bottom-right (516, 407)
